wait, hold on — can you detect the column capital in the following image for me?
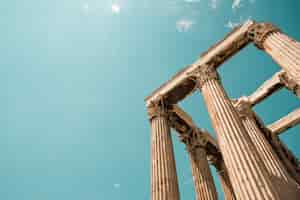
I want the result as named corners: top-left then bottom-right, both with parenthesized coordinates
top-left (207, 154), bottom-right (224, 172)
top-left (147, 99), bottom-right (169, 120)
top-left (248, 22), bottom-right (281, 49)
top-left (179, 128), bottom-right (208, 153)
top-left (188, 64), bottom-right (220, 89)
top-left (278, 72), bottom-right (300, 97)
top-left (232, 96), bottom-right (254, 119)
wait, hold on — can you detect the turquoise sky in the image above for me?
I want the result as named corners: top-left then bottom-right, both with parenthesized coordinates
top-left (1, 0), bottom-right (300, 199)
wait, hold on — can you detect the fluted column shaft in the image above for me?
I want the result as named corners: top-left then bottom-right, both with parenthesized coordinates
top-left (179, 130), bottom-right (218, 200)
top-left (192, 65), bottom-right (281, 200)
top-left (210, 155), bottom-right (236, 199)
top-left (270, 134), bottom-right (300, 185)
top-left (234, 97), bottom-right (300, 199)
top-left (249, 23), bottom-right (300, 86)
top-left (188, 147), bottom-right (218, 200)
top-left (148, 103), bottom-right (180, 200)
top-left (264, 32), bottom-right (300, 85)
top-left (217, 167), bottom-right (236, 200)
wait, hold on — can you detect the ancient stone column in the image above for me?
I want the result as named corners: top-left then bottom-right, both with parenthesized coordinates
top-left (218, 170), bottom-right (236, 200)
top-left (148, 102), bottom-right (180, 200)
top-left (270, 133), bottom-right (300, 185)
top-left (191, 64), bottom-right (281, 200)
top-left (209, 155), bottom-right (236, 200)
top-left (179, 129), bottom-right (218, 200)
top-left (233, 97), bottom-right (300, 199)
top-left (218, 167), bottom-right (236, 200)
top-left (248, 22), bottom-right (300, 86)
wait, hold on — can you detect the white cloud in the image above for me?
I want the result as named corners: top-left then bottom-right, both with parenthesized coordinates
top-left (209, 0), bottom-right (218, 9)
top-left (111, 3), bottom-right (121, 14)
top-left (82, 3), bottom-right (90, 14)
top-left (232, 0), bottom-right (242, 11)
top-left (225, 21), bottom-right (240, 29)
top-left (232, 0), bottom-right (256, 11)
top-left (225, 16), bottom-right (252, 29)
top-left (176, 19), bottom-right (195, 32)
top-left (184, 0), bottom-right (201, 3)
top-left (113, 183), bottom-right (121, 189)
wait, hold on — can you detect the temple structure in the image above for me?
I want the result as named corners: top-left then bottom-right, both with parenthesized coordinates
top-left (145, 20), bottom-right (300, 199)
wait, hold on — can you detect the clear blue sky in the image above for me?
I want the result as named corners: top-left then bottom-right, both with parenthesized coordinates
top-left (0, 0), bottom-right (300, 199)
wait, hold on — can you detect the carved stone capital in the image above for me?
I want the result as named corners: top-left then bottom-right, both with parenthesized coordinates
top-left (188, 64), bottom-right (220, 89)
top-left (180, 129), bottom-right (208, 153)
top-left (147, 99), bottom-right (169, 120)
top-left (248, 22), bottom-right (280, 49)
top-left (233, 96), bottom-right (254, 119)
top-left (279, 72), bottom-right (300, 97)
top-left (177, 128), bottom-right (193, 144)
top-left (207, 154), bottom-right (224, 171)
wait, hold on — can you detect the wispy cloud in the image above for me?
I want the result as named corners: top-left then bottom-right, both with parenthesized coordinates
top-left (225, 20), bottom-right (240, 29)
top-left (113, 183), bottom-right (121, 189)
top-left (111, 3), bottom-right (121, 14)
top-left (82, 2), bottom-right (90, 14)
top-left (209, 0), bottom-right (218, 9)
top-left (176, 19), bottom-right (195, 32)
top-left (184, 0), bottom-right (201, 3)
top-left (232, 0), bottom-right (243, 11)
top-left (225, 16), bottom-right (252, 29)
